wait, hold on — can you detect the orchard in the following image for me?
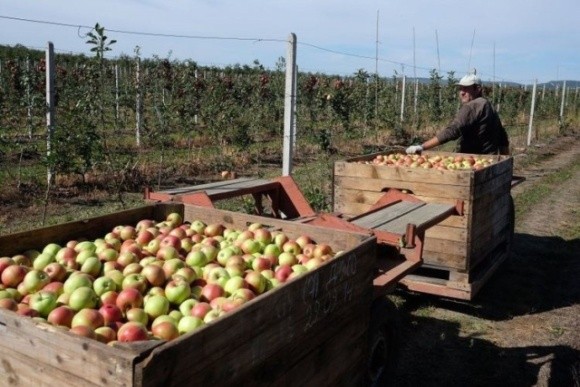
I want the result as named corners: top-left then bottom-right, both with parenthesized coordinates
top-left (0, 213), bottom-right (340, 344)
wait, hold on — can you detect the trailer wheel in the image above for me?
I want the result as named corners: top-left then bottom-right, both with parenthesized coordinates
top-left (367, 298), bottom-right (400, 386)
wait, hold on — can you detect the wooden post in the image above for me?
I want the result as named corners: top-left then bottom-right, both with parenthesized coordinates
top-left (46, 42), bottom-right (56, 186)
top-left (559, 80), bottom-right (566, 131)
top-left (135, 57), bottom-right (142, 147)
top-left (400, 75), bottom-right (406, 123)
top-left (115, 64), bottom-right (120, 124)
top-left (526, 79), bottom-right (537, 146)
top-left (26, 58), bottom-right (33, 139)
top-left (282, 33), bottom-right (297, 177)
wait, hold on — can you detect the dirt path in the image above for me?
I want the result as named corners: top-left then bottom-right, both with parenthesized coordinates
top-left (391, 132), bottom-right (580, 387)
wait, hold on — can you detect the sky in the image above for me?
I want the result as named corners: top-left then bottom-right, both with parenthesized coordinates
top-left (1, 0), bottom-right (579, 84)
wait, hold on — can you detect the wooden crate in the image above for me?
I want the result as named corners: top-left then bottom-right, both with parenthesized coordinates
top-left (0, 203), bottom-right (376, 386)
top-left (333, 151), bottom-right (513, 299)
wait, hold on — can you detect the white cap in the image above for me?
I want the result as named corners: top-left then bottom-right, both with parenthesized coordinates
top-left (456, 69), bottom-right (481, 86)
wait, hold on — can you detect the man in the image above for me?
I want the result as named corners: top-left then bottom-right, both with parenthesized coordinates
top-left (406, 70), bottom-right (510, 155)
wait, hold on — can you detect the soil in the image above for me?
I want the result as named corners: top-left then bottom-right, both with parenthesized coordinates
top-left (390, 132), bottom-right (580, 387)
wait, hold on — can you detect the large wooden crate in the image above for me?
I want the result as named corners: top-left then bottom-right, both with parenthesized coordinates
top-left (333, 151), bottom-right (513, 299)
top-left (0, 203), bottom-right (376, 386)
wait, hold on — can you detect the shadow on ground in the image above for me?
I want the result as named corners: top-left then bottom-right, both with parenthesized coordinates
top-left (385, 232), bottom-right (580, 386)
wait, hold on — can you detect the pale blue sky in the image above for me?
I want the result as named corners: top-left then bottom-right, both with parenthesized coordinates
top-left (1, 0), bottom-right (578, 84)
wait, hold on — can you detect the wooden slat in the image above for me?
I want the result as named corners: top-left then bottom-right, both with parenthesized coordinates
top-left (375, 203), bottom-right (456, 235)
top-left (159, 177), bottom-right (267, 195)
top-left (334, 176), bottom-right (472, 200)
top-left (351, 201), bottom-right (425, 229)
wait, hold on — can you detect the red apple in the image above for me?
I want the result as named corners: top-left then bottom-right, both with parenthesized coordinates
top-left (200, 283), bottom-right (224, 302)
top-left (2, 264), bottom-right (28, 288)
top-left (72, 308), bottom-right (105, 330)
top-left (47, 305), bottom-right (76, 327)
top-left (116, 288), bottom-right (144, 312)
top-left (117, 321), bottom-right (149, 343)
top-left (99, 304), bottom-right (124, 325)
top-left (152, 320), bottom-right (180, 341)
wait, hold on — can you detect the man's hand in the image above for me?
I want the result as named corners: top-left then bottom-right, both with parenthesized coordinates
top-left (406, 145), bottom-right (423, 154)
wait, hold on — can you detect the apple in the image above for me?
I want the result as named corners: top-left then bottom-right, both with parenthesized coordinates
top-left (190, 302), bottom-right (212, 319)
top-left (144, 294), bottom-right (170, 319)
top-left (206, 267), bottom-right (230, 288)
top-left (100, 290), bottom-right (119, 306)
top-left (116, 251), bottom-right (139, 267)
top-left (0, 298), bottom-right (18, 311)
top-left (98, 303), bottom-right (123, 325)
top-left (68, 287), bottom-right (99, 311)
top-left (70, 325), bottom-right (97, 340)
top-left (105, 269), bottom-right (125, 290)
top-left (165, 279), bottom-right (191, 305)
top-left (63, 273), bottom-right (93, 295)
top-left (273, 232), bottom-right (289, 249)
top-left (185, 250), bottom-right (208, 268)
top-left (275, 264), bottom-right (294, 283)
top-left (203, 309), bottom-right (222, 323)
top-left (253, 228), bottom-right (272, 245)
top-left (241, 239), bottom-right (262, 255)
top-left (278, 252), bottom-right (298, 267)
top-left (251, 257), bottom-right (272, 272)
top-left (204, 223), bottom-right (225, 237)
top-left (166, 212), bottom-right (183, 228)
top-left (313, 243), bottom-right (333, 258)
top-left (122, 262), bottom-right (143, 276)
top-left (80, 256), bottom-right (102, 277)
top-left (93, 276), bottom-right (118, 297)
top-left (43, 262), bottom-right (68, 282)
top-left (135, 230), bottom-right (156, 247)
top-left (244, 271), bottom-right (267, 294)
top-left (178, 298), bottom-right (199, 317)
top-left (152, 320), bottom-right (180, 341)
top-left (216, 246), bottom-right (237, 266)
top-left (0, 257), bottom-right (14, 277)
top-left (295, 235), bottom-right (315, 249)
top-left (160, 235), bottom-right (181, 251)
top-left (122, 273), bottom-right (148, 293)
top-left (126, 307), bottom-right (148, 326)
top-left (151, 315), bottom-right (178, 329)
top-left (97, 247), bottom-right (119, 263)
top-left (144, 239), bottom-right (161, 256)
top-left (28, 291), bottom-right (58, 317)
top-left (136, 218), bottom-right (156, 232)
top-left (103, 261), bottom-right (122, 274)
top-left (42, 243), bottom-right (62, 257)
top-left (116, 288), bottom-right (144, 312)
top-left (141, 264), bottom-right (166, 287)
top-left (32, 252), bottom-right (55, 271)
top-left (95, 326), bottom-right (117, 343)
top-left (47, 305), bottom-right (76, 327)
top-left (177, 316), bottom-right (204, 335)
top-left (221, 298), bottom-right (245, 313)
top-left (305, 257), bottom-right (324, 271)
top-left (12, 254), bottom-right (32, 267)
top-left (162, 258), bottom-right (185, 279)
top-left (200, 283), bottom-right (224, 302)
top-left (173, 267), bottom-right (197, 284)
top-left (189, 220), bottom-right (206, 235)
top-left (223, 276), bottom-right (247, 296)
top-left (1, 264), bottom-right (28, 288)
top-left (72, 308), bottom-right (104, 330)
top-left (282, 240), bottom-right (302, 255)
top-left (200, 244), bottom-right (219, 262)
top-left (262, 243), bottom-right (282, 258)
top-left (117, 321), bottom-right (149, 342)
top-left (22, 269), bottom-right (51, 294)
top-left (42, 281), bottom-right (65, 297)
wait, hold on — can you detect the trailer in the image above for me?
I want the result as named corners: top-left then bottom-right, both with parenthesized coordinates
top-left (0, 151), bottom-right (520, 385)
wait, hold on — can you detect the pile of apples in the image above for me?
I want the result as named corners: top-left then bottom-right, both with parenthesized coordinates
top-left (0, 213), bottom-right (338, 344)
top-left (364, 152), bottom-right (496, 171)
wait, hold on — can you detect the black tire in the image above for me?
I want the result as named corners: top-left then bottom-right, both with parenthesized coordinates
top-left (366, 298), bottom-right (401, 386)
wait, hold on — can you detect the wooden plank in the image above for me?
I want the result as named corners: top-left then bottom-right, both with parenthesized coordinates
top-left (159, 177), bottom-right (266, 195)
top-left (424, 224), bottom-right (468, 243)
top-left (334, 160), bottom-right (473, 186)
top-left (351, 201), bottom-right (425, 229)
top-left (376, 203), bottom-right (455, 235)
top-left (334, 176), bottom-right (472, 200)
